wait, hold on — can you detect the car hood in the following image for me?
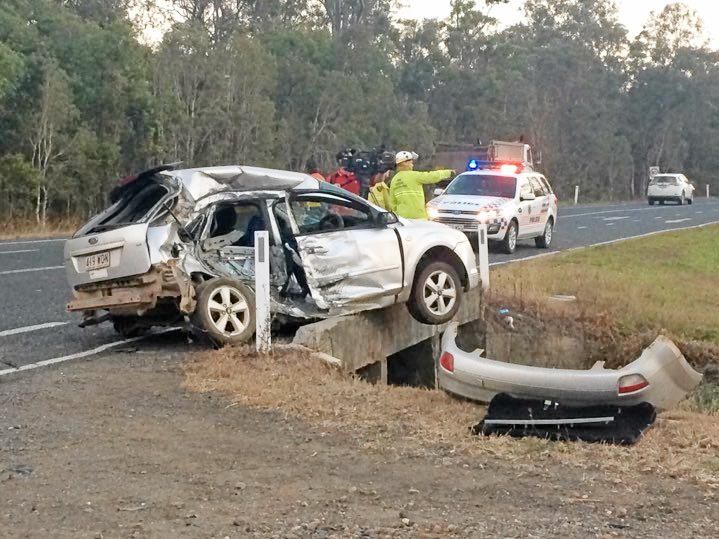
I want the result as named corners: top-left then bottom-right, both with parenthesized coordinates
top-left (431, 194), bottom-right (513, 212)
top-left (396, 216), bottom-right (468, 242)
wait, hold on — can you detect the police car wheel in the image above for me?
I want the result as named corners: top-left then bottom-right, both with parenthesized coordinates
top-left (408, 261), bottom-right (463, 325)
top-left (192, 278), bottom-right (256, 347)
top-left (501, 220), bottom-right (518, 254)
top-left (535, 218), bottom-right (553, 249)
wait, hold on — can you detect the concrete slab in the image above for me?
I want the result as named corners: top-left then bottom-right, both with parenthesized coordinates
top-left (293, 288), bottom-right (485, 372)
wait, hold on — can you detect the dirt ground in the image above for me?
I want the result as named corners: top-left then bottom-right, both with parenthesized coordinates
top-left (1, 336), bottom-right (717, 538)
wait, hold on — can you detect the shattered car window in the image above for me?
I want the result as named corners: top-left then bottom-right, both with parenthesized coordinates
top-left (205, 202), bottom-right (266, 248)
top-left (290, 195), bottom-right (372, 234)
top-left (86, 180), bottom-right (172, 233)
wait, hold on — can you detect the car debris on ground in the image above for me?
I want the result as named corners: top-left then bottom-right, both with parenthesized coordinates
top-left (472, 393), bottom-right (657, 445)
top-left (438, 323), bottom-right (703, 411)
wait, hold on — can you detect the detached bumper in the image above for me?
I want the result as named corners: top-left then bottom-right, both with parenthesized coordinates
top-left (438, 323), bottom-right (703, 411)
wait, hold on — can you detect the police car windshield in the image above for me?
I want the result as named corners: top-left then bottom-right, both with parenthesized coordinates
top-left (651, 176), bottom-right (678, 185)
top-left (445, 174), bottom-right (517, 198)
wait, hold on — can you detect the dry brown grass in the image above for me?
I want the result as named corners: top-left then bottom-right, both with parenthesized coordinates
top-left (0, 218), bottom-right (79, 240)
top-left (185, 346), bottom-right (719, 490)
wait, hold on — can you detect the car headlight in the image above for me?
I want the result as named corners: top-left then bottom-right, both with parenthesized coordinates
top-left (427, 206), bottom-right (440, 220)
top-left (477, 210), bottom-right (498, 223)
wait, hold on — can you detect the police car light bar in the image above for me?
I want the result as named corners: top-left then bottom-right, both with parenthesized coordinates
top-left (466, 159), bottom-right (524, 174)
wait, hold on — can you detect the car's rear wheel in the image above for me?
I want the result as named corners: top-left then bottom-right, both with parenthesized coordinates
top-left (501, 220), bottom-right (518, 254)
top-left (192, 278), bottom-right (255, 346)
top-left (408, 261), bottom-right (463, 325)
top-left (648, 198), bottom-right (655, 206)
top-left (535, 218), bottom-right (553, 249)
top-left (688, 196), bottom-right (693, 205)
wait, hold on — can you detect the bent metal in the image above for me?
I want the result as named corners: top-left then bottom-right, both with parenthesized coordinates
top-left (65, 164), bottom-right (480, 345)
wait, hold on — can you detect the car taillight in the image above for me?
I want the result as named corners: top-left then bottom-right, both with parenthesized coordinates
top-left (618, 374), bottom-right (649, 394)
top-left (439, 352), bottom-right (454, 373)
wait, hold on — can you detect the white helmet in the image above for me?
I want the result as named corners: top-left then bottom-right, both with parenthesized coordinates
top-left (395, 150), bottom-right (418, 165)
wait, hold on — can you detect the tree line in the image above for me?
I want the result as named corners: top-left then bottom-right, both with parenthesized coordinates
top-left (1, 0), bottom-right (718, 224)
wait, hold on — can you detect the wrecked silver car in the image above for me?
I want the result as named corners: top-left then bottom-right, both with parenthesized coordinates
top-left (438, 323), bottom-right (703, 411)
top-left (65, 165), bottom-right (480, 344)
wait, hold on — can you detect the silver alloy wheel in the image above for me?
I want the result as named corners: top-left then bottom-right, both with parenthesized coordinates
top-left (424, 270), bottom-right (457, 316)
top-left (508, 225), bottom-right (518, 251)
top-left (207, 285), bottom-right (250, 337)
top-left (544, 221), bottom-right (553, 246)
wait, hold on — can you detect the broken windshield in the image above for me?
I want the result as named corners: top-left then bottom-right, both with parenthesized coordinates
top-left (445, 174), bottom-right (517, 198)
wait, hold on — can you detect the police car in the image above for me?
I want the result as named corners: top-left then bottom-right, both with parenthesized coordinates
top-left (426, 159), bottom-right (558, 254)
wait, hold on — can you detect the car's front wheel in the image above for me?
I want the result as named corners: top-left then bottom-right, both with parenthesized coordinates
top-left (648, 198), bottom-right (655, 206)
top-left (192, 278), bottom-right (255, 346)
top-left (408, 261), bottom-right (463, 325)
top-left (501, 220), bottom-right (518, 254)
top-left (535, 218), bottom-right (554, 249)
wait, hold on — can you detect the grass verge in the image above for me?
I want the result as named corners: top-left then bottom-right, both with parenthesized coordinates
top-left (0, 218), bottom-right (79, 240)
top-left (492, 224), bottom-right (719, 344)
top-left (185, 347), bottom-right (719, 489)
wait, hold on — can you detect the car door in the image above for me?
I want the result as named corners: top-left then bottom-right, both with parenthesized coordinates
top-left (283, 191), bottom-right (404, 309)
top-left (517, 178), bottom-right (536, 238)
top-left (529, 176), bottom-right (549, 235)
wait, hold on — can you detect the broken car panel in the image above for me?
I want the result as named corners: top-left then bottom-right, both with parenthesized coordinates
top-left (65, 165), bottom-right (480, 343)
top-left (438, 323), bottom-right (703, 411)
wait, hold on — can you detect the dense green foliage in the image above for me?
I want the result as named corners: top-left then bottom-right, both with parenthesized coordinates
top-left (1, 0), bottom-right (718, 222)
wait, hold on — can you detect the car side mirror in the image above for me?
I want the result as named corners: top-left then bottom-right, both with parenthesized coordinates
top-left (433, 188), bottom-right (445, 197)
top-left (378, 212), bottom-right (399, 226)
top-left (520, 192), bottom-right (536, 202)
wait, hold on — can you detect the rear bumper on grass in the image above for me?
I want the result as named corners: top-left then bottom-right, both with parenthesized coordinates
top-left (438, 323), bottom-right (703, 411)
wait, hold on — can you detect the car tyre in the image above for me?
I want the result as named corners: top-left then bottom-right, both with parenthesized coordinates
top-left (501, 220), bottom-right (518, 254)
top-left (688, 196), bottom-right (693, 205)
top-left (648, 198), bottom-right (655, 206)
top-left (192, 278), bottom-right (255, 346)
top-left (408, 261), bottom-right (463, 325)
top-left (679, 193), bottom-right (686, 205)
top-left (535, 218), bottom-right (553, 249)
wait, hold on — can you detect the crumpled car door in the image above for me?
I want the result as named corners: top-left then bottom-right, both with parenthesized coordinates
top-left (284, 192), bottom-right (404, 310)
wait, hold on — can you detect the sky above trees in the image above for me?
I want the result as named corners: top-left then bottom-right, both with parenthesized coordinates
top-left (400, 1), bottom-right (719, 45)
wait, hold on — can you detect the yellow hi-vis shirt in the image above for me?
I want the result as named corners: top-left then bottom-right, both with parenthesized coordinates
top-left (368, 182), bottom-right (391, 210)
top-left (389, 169), bottom-right (454, 219)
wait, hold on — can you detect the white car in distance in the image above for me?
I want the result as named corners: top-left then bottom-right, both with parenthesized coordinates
top-left (427, 163), bottom-right (558, 254)
top-left (647, 174), bottom-right (694, 205)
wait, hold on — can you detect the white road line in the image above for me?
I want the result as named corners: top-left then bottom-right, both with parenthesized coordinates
top-left (577, 226), bottom-right (588, 230)
top-left (0, 322), bottom-right (69, 338)
top-left (0, 238), bottom-right (66, 246)
top-left (606, 223), bottom-right (615, 226)
top-left (696, 211), bottom-right (704, 214)
top-left (602, 216), bottom-right (630, 221)
top-left (665, 218), bottom-right (692, 224)
top-left (655, 216), bottom-right (662, 219)
top-left (0, 249), bottom-right (38, 255)
top-left (0, 265), bottom-right (64, 276)
top-left (0, 328), bottom-right (180, 377)
top-left (490, 219), bottom-right (719, 267)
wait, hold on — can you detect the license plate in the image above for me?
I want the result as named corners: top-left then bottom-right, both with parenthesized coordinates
top-left (449, 224), bottom-right (466, 231)
top-left (86, 251), bottom-right (110, 271)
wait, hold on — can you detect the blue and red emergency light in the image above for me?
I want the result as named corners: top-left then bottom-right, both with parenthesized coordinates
top-left (466, 159), bottom-right (524, 174)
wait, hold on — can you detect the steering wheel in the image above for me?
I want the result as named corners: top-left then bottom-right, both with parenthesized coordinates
top-left (318, 213), bottom-right (345, 230)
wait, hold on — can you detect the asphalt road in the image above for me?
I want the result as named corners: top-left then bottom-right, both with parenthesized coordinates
top-left (1, 198), bottom-right (718, 373)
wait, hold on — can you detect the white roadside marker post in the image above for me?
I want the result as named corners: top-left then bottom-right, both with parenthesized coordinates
top-left (707, 184), bottom-right (710, 199)
top-left (574, 185), bottom-right (579, 205)
top-left (477, 223), bottom-right (490, 291)
top-left (255, 231), bottom-right (271, 354)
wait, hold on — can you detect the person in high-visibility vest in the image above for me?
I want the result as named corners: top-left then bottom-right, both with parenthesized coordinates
top-left (367, 170), bottom-right (392, 210)
top-left (389, 151), bottom-right (454, 219)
